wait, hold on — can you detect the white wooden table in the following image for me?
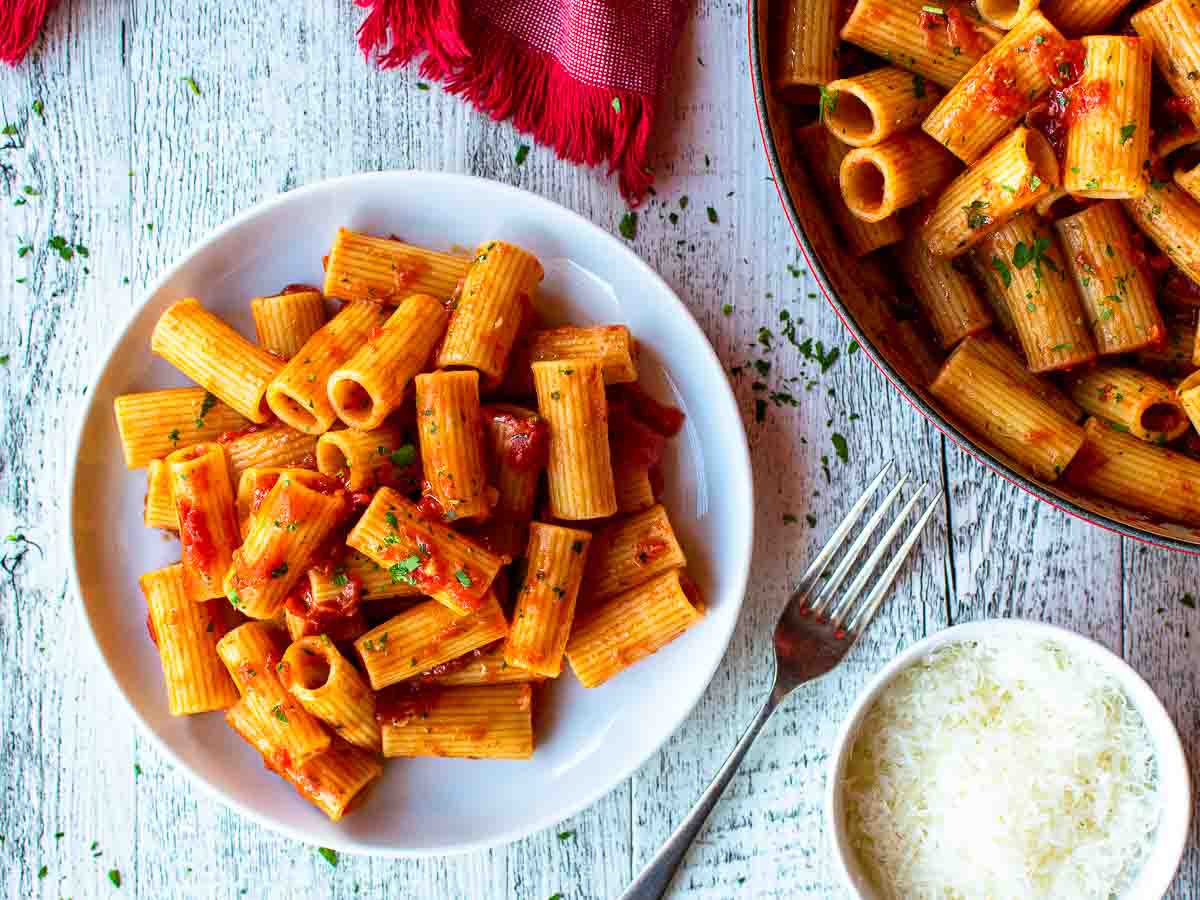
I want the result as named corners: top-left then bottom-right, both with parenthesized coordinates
top-left (1, 2), bottom-right (1196, 898)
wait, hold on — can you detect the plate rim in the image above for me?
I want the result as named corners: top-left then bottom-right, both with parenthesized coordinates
top-left (744, 0), bottom-right (1200, 556)
top-left (66, 169), bottom-right (756, 857)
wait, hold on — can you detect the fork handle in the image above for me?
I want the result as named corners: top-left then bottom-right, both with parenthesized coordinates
top-left (617, 688), bottom-right (782, 900)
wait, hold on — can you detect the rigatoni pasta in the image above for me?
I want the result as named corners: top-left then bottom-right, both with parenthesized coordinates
top-left (266, 300), bottom-right (390, 434)
top-left (1063, 36), bottom-right (1153, 199)
top-left (119, 228), bottom-right (702, 823)
top-left (251, 290), bottom-right (327, 359)
top-left (436, 240), bottom-right (543, 383)
top-left (114, 387), bottom-right (248, 468)
top-left (1132, 0), bottom-right (1200, 130)
top-left (415, 370), bottom-right (493, 522)
top-left (1123, 182), bottom-right (1200, 288)
top-left (774, 0), bottom-right (838, 89)
top-left (323, 228), bottom-right (471, 303)
top-left (533, 359), bottom-right (617, 520)
top-left (151, 298), bottom-right (283, 422)
top-left (894, 231), bottom-right (992, 348)
top-left (140, 564), bottom-right (239, 715)
top-left (327, 292), bottom-right (448, 430)
top-left (1066, 366), bottom-right (1189, 443)
top-left (823, 67), bottom-right (944, 148)
top-left (840, 133), bottom-right (961, 223)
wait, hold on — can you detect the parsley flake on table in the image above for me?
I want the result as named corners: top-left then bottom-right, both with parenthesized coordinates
top-left (611, 97), bottom-right (621, 113)
top-left (706, 206), bottom-right (719, 224)
top-left (832, 433), bottom-right (849, 463)
top-left (181, 75), bottom-right (202, 96)
top-left (1182, 592), bottom-right (1196, 610)
top-left (557, 829), bottom-right (576, 841)
top-left (319, 847), bottom-right (339, 866)
top-left (618, 211), bottom-right (637, 240)
top-left (108, 869), bottom-right (122, 887)
top-left (515, 144), bottom-right (530, 166)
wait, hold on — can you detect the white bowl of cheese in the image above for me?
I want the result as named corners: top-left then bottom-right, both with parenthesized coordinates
top-left (826, 619), bottom-right (1192, 900)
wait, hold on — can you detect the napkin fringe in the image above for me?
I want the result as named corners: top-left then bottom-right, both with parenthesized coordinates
top-left (357, 0), bottom-right (655, 205)
top-left (1, 0), bottom-right (57, 66)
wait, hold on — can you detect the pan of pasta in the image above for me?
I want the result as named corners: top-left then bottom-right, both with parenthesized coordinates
top-left (752, 0), bottom-right (1200, 549)
top-left (67, 172), bottom-right (753, 854)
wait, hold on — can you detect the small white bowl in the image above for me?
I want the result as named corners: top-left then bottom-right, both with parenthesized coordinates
top-left (826, 619), bottom-right (1193, 900)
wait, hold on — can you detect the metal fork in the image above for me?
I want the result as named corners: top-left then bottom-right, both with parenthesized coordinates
top-left (617, 461), bottom-right (942, 900)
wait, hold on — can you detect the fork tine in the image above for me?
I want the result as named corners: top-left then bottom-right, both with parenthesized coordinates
top-left (791, 460), bottom-right (895, 602)
top-left (808, 474), bottom-right (909, 617)
top-left (828, 483), bottom-right (927, 628)
top-left (843, 492), bottom-right (944, 635)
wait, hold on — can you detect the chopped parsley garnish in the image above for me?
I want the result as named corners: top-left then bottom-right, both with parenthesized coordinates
top-left (1049, 342), bottom-right (1074, 352)
top-left (32, 99), bottom-right (44, 119)
top-left (332, 573), bottom-right (349, 587)
top-left (318, 847), bottom-right (339, 867)
top-left (389, 555), bottom-right (422, 584)
top-left (1012, 236), bottom-right (1058, 281)
top-left (272, 704), bottom-right (288, 723)
top-left (558, 830), bottom-right (576, 841)
top-left (38, 865), bottom-right (47, 878)
top-left (385, 511), bottom-right (399, 528)
top-left (455, 569), bottom-right (472, 587)
top-left (270, 562), bottom-right (289, 578)
top-left (228, 589), bottom-right (241, 607)
top-left (783, 514), bottom-right (798, 524)
top-left (722, 303), bottom-right (733, 316)
top-left (571, 540), bottom-right (584, 553)
top-left (1119, 123), bottom-right (1136, 145)
top-left (1182, 592), bottom-right (1196, 609)
top-left (515, 144), bottom-right (530, 166)
top-left (108, 869), bottom-right (122, 887)
top-left (921, 4), bottom-right (945, 13)
top-left (818, 85), bottom-right (839, 123)
top-left (611, 97), bottom-right (621, 114)
top-left (913, 74), bottom-right (926, 99)
top-left (181, 75), bottom-right (201, 96)
top-left (168, 428), bottom-right (181, 445)
top-left (618, 212), bottom-right (637, 240)
top-left (963, 199), bottom-right (990, 230)
top-left (991, 255), bottom-right (1012, 289)
top-left (195, 392), bottom-right (217, 428)
top-left (706, 206), bottom-right (719, 225)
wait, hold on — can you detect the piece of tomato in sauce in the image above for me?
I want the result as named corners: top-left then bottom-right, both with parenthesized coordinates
top-left (492, 411), bottom-right (550, 472)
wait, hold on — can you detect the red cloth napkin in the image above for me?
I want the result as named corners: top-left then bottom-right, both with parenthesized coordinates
top-left (0, 0), bottom-right (57, 66)
top-left (357, 0), bottom-right (690, 205)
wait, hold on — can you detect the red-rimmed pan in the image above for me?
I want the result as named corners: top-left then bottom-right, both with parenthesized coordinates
top-left (746, 0), bottom-right (1200, 553)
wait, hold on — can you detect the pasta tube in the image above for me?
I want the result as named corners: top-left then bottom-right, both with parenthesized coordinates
top-left (165, 442), bottom-right (240, 602)
top-left (226, 702), bottom-right (380, 821)
top-left (484, 404), bottom-right (547, 522)
top-left (345, 487), bottom-right (505, 615)
top-left (415, 370), bottom-right (494, 522)
top-left (315, 425), bottom-right (413, 492)
top-left (1178, 159), bottom-right (1200, 203)
top-left (533, 359), bottom-right (617, 520)
top-left (327, 293), bottom-right (448, 430)
top-left (582, 503), bottom-right (688, 607)
top-left (323, 228), bottom-right (471, 303)
top-left (841, 0), bottom-right (999, 89)
top-left (378, 684), bottom-right (533, 759)
top-left (251, 290), bottom-right (327, 359)
top-left (1174, 369), bottom-right (1200, 434)
top-left (1054, 202), bottom-right (1164, 355)
top-left (1132, 0), bottom-right (1200, 130)
top-left (222, 423), bottom-right (318, 482)
top-left (972, 215), bottom-right (1097, 372)
top-left (1065, 417), bottom-right (1200, 525)
top-left (613, 457), bottom-right (656, 514)
top-left (1063, 37), bottom-right (1153, 199)
top-left (895, 232), bottom-right (992, 347)
top-left (266, 300), bottom-right (390, 434)
top-left (921, 128), bottom-right (1059, 257)
top-left (975, 0), bottom-right (1038, 29)
top-left (795, 124), bottom-right (904, 257)
top-left (417, 644), bottom-right (544, 687)
top-left (143, 460), bottom-right (178, 531)
top-left (1136, 317), bottom-right (1198, 377)
top-left (1123, 182), bottom-right (1200, 289)
top-left (234, 467), bottom-right (335, 538)
top-left (223, 475), bottom-right (349, 619)
top-left (281, 635), bottom-right (381, 751)
top-left (150, 298), bottom-right (283, 423)
top-left (922, 12), bottom-right (1061, 164)
top-left (775, 0), bottom-right (838, 88)
top-left (354, 591), bottom-right (509, 690)
top-left (1067, 366), bottom-right (1189, 443)
top-left (823, 67), bottom-right (944, 148)
top-left (840, 132), bottom-right (961, 222)
top-left (114, 387), bottom-right (248, 468)
top-left (503, 522), bottom-right (592, 678)
top-left (567, 569), bottom-right (703, 688)
top-left (929, 336), bottom-right (1085, 481)
top-left (140, 563), bottom-right (239, 715)
top-left (217, 622), bottom-right (331, 765)
top-left (530, 325), bottom-right (638, 384)
top-left (437, 241), bottom-right (543, 383)
top-left (1040, 0), bottom-right (1132, 34)
top-left (958, 332), bottom-right (1082, 422)
top-left (309, 549), bottom-right (422, 605)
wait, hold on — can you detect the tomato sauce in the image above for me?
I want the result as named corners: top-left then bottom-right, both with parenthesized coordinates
top-left (392, 257), bottom-right (428, 293)
top-left (492, 411), bottom-right (550, 472)
top-left (917, 6), bottom-right (984, 55)
top-left (367, 323), bottom-right (387, 347)
top-left (634, 537), bottom-right (669, 566)
top-left (375, 684), bottom-right (443, 726)
top-left (178, 499), bottom-right (217, 575)
top-left (614, 383), bottom-right (686, 437)
top-left (217, 420), bottom-right (277, 445)
top-left (146, 612), bottom-right (159, 646)
top-left (1166, 270), bottom-right (1200, 303)
top-left (1027, 80), bottom-right (1109, 161)
top-left (282, 283), bottom-right (321, 295)
top-left (974, 63), bottom-right (1025, 117)
top-left (415, 491), bottom-right (445, 522)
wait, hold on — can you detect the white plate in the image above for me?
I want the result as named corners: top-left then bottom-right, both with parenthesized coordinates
top-left (67, 171), bottom-right (754, 856)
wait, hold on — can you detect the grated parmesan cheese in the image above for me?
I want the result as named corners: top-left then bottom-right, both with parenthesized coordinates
top-left (842, 637), bottom-right (1161, 900)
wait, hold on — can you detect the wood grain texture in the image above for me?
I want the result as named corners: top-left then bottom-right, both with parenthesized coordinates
top-left (0, 1), bottom-right (1196, 898)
